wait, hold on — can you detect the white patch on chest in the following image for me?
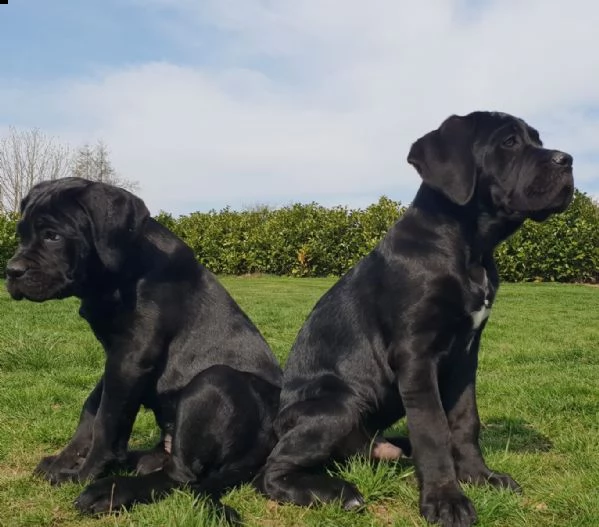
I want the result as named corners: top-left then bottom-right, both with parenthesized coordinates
top-left (470, 299), bottom-right (491, 330)
top-left (469, 268), bottom-right (492, 332)
top-left (465, 274), bottom-right (492, 353)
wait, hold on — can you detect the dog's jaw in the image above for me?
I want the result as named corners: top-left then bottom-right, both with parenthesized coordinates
top-left (6, 271), bottom-right (74, 302)
top-left (5, 279), bottom-right (25, 300)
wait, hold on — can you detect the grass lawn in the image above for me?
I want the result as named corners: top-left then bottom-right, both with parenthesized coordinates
top-left (0, 277), bottom-right (597, 527)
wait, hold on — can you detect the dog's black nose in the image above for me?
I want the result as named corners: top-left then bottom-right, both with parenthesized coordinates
top-left (6, 260), bottom-right (29, 279)
top-left (551, 151), bottom-right (573, 167)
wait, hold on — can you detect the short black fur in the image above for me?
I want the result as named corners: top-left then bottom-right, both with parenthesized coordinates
top-left (255, 111), bottom-right (574, 527)
top-left (6, 178), bottom-right (282, 522)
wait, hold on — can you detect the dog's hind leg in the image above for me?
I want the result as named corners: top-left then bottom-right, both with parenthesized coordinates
top-left (74, 464), bottom-right (247, 524)
top-left (370, 435), bottom-right (412, 460)
top-left (185, 464), bottom-right (266, 525)
top-left (333, 426), bottom-right (411, 461)
top-left (75, 365), bottom-right (279, 524)
top-left (255, 396), bottom-right (365, 510)
top-left (124, 444), bottom-right (170, 475)
top-left (73, 468), bottom-right (180, 515)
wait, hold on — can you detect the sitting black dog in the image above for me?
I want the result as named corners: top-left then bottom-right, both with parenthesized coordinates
top-left (255, 111), bottom-right (574, 527)
top-left (5, 178), bottom-right (282, 522)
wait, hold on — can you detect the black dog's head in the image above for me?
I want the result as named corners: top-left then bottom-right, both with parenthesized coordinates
top-left (5, 177), bottom-right (150, 302)
top-left (407, 111), bottom-right (574, 221)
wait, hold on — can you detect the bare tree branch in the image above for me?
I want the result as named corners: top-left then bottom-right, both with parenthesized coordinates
top-left (0, 128), bottom-right (138, 214)
top-left (0, 127), bottom-right (71, 213)
top-left (72, 141), bottom-right (139, 191)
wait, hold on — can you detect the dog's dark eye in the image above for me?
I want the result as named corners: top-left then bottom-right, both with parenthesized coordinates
top-left (43, 231), bottom-right (62, 242)
top-left (503, 136), bottom-right (517, 147)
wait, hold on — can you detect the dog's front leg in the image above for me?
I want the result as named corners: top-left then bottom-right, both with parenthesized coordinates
top-left (36, 378), bottom-right (104, 482)
top-left (52, 351), bottom-right (152, 484)
top-left (398, 357), bottom-right (477, 527)
top-left (443, 336), bottom-right (520, 492)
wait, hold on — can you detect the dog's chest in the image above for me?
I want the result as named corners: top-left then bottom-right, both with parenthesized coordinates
top-left (468, 266), bottom-right (494, 332)
top-left (470, 294), bottom-right (491, 331)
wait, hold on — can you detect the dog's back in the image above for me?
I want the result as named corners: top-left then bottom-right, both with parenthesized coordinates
top-left (92, 217), bottom-right (282, 391)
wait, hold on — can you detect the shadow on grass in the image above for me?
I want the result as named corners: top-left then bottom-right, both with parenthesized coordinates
top-left (385, 415), bottom-right (552, 456)
top-left (480, 417), bottom-right (552, 453)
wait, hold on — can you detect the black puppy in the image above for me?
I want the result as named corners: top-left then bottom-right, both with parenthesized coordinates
top-left (5, 178), bottom-right (282, 522)
top-left (255, 112), bottom-right (574, 527)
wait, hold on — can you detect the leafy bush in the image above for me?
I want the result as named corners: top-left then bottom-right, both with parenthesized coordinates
top-left (156, 197), bottom-right (405, 277)
top-left (0, 213), bottom-right (18, 273)
top-left (159, 191), bottom-right (597, 282)
top-left (1, 192), bottom-right (597, 282)
top-left (495, 190), bottom-right (599, 282)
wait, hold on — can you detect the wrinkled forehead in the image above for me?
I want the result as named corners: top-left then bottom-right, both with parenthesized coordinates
top-left (21, 186), bottom-right (58, 216)
top-left (477, 112), bottom-right (542, 146)
top-left (18, 187), bottom-right (86, 237)
top-left (20, 177), bottom-right (90, 213)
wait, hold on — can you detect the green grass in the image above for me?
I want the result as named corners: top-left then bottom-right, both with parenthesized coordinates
top-left (0, 277), bottom-right (597, 527)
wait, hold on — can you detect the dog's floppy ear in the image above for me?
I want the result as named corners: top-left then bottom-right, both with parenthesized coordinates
top-left (526, 125), bottom-right (543, 146)
top-left (77, 182), bottom-right (150, 272)
top-left (407, 114), bottom-right (477, 205)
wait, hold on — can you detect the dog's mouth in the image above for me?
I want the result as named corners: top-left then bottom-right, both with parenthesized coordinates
top-left (528, 176), bottom-right (574, 221)
top-left (5, 280), bottom-right (25, 300)
top-left (504, 169), bottom-right (574, 220)
top-left (552, 180), bottom-right (574, 209)
top-left (6, 271), bottom-right (72, 302)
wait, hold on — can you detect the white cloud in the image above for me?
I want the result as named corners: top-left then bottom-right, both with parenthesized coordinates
top-left (3, 0), bottom-right (599, 214)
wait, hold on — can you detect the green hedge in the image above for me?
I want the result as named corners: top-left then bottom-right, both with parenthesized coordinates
top-left (155, 196), bottom-right (404, 277)
top-left (1, 191), bottom-right (597, 282)
top-left (494, 190), bottom-right (599, 283)
top-left (0, 212), bottom-right (18, 275)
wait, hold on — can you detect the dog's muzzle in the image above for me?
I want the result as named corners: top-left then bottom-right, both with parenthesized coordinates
top-left (5, 257), bottom-right (29, 299)
top-left (549, 150), bottom-right (574, 211)
top-left (5, 254), bottom-right (71, 302)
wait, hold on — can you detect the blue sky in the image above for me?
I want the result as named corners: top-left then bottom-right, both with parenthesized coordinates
top-left (1, 0), bottom-right (598, 214)
top-left (2, 2), bottom-right (178, 81)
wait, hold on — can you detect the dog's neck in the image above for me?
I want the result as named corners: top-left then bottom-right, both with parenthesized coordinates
top-left (409, 184), bottom-right (523, 261)
top-left (77, 242), bottom-right (147, 302)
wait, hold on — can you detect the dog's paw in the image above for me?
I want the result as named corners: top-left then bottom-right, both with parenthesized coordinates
top-left (258, 469), bottom-right (365, 510)
top-left (131, 450), bottom-right (169, 475)
top-left (221, 504), bottom-right (242, 525)
top-left (340, 482), bottom-right (365, 511)
top-left (49, 460), bottom-right (105, 485)
top-left (51, 453), bottom-right (119, 486)
top-left (420, 484), bottom-right (477, 527)
top-left (34, 453), bottom-right (85, 482)
top-left (49, 468), bottom-right (83, 486)
top-left (75, 478), bottom-right (124, 515)
top-left (485, 472), bottom-right (521, 493)
top-left (378, 435), bottom-right (412, 458)
top-left (33, 455), bottom-right (59, 478)
top-left (458, 467), bottom-right (521, 493)
top-left (308, 475), bottom-right (365, 510)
